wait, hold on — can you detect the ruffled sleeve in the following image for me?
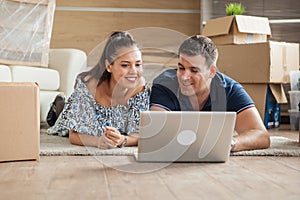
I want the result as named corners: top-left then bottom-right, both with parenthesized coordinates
top-left (64, 77), bottom-right (103, 136)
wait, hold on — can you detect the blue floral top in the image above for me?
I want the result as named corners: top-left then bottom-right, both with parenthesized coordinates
top-left (47, 75), bottom-right (150, 137)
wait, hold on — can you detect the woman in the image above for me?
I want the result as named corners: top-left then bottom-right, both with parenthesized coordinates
top-left (47, 31), bottom-right (150, 149)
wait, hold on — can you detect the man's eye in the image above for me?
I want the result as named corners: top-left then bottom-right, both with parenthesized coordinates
top-left (121, 64), bottom-right (129, 67)
top-left (136, 63), bottom-right (142, 67)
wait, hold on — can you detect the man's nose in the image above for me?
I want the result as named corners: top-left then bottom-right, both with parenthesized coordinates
top-left (182, 70), bottom-right (191, 80)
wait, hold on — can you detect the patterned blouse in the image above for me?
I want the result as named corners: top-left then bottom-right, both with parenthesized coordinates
top-left (47, 75), bottom-right (150, 137)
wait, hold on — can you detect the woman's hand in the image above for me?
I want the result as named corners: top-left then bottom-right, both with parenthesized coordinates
top-left (97, 134), bottom-right (116, 149)
top-left (104, 126), bottom-right (125, 148)
top-left (97, 126), bottom-right (126, 149)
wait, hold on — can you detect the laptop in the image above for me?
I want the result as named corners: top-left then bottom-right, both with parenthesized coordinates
top-left (136, 111), bottom-right (236, 163)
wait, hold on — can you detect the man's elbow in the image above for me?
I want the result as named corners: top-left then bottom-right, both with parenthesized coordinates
top-left (261, 129), bottom-right (271, 149)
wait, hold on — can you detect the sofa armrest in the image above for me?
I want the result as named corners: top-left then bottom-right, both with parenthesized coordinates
top-left (0, 65), bottom-right (12, 82)
top-left (48, 48), bottom-right (87, 97)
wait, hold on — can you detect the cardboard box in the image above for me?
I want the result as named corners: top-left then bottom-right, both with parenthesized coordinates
top-left (217, 41), bottom-right (300, 83)
top-left (242, 84), bottom-right (287, 129)
top-left (202, 15), bottom-right (271, 45)
top-left (0, 82), bottom-right (40, 162)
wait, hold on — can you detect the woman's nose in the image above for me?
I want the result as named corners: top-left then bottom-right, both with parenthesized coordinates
top-left (129, 65), bottom-right (138, 73)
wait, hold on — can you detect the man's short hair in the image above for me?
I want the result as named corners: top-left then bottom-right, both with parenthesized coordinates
top-left (178, 35), bottom-right (218, 68)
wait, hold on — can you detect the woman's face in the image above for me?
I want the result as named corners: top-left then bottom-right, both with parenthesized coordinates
top-left (106, 47), bottom-right (143, 89)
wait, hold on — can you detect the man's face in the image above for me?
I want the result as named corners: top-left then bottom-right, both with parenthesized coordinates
top-left (177, 54), bottom-right (213, 97)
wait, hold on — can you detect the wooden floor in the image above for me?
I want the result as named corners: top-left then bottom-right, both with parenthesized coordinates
top-left (0, 125), bottom-right (299, 200)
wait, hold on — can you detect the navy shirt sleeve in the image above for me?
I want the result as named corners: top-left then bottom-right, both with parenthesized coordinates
top-left (150, 84), bottom-right (181, 111)
top-left (226, 82), bottom-right (254, 113)
top-left (150, 69), bottom-right (182, 111)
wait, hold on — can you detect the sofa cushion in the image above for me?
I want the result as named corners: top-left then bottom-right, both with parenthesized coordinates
top-left (49, 49), bottom-right (87, 97)
top-left (10, 65), bottom-right (60, 91)
top-left (0, 65), bottom-right (12, 82)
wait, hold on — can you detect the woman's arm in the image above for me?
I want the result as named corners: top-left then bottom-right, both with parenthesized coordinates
top-left (69, 127), bottom-right (139, 149)
top-left (69, 129), bottom-right (116, 149)
top-left (125, 133), bottom-right (138, 147)
top-left (104, 126), bottom-right (138, 147)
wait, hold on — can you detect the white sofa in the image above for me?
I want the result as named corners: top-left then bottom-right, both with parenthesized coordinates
top-left (0, 49), bottom-right (87, 122)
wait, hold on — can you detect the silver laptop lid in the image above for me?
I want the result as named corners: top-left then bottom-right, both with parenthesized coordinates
top-left (137, 111), bottom-right (236, 162)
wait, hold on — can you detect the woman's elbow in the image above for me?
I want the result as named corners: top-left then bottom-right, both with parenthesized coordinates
top-left (69, 129), bottom-right (83, 146)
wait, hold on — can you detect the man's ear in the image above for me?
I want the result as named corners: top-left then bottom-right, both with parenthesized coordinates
top-left (209, 65), bottom-right (217, 78)
top-left (105, 59), bottom-right (111, 72)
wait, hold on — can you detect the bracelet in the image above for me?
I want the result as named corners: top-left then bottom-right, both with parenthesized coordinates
top-left (117, 136), bottom-right (127, 148)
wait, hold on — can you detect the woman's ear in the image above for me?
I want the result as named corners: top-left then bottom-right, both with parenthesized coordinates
top-left (105, 59), bottom-right (111, 73)
top-left (209, 65), bottom-right (217, 78)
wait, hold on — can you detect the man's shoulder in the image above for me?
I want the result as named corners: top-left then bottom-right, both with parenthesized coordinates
top-left (215, 71), bottom-right (238, 86)
top-left (152, 68), bottom-right (179, 94)
top-left (153, 68), bottom-right (177, 84)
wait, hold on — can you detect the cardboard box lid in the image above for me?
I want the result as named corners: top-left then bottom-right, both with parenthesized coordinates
top-left (242, 83), bottom-right (287, 121)
top-left (269, 84), bottom-right (287, 104)
top-left (203, 15), bottom-right (271, 37)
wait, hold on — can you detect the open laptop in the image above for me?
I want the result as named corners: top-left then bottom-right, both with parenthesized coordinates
top-left (136, 111), bottom-right (236, 163)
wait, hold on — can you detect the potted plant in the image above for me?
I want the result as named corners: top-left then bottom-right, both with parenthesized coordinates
top-left (225, 2), bottom-right (245, 16)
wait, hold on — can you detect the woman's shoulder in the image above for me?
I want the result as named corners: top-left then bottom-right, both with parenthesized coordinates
top-left (76, 74), bottom-right (98, 96)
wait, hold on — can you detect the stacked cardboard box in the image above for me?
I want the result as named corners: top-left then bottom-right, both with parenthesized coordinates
top-left (288, 71), bottom-right (300, 130)
top-left (203, 15), bottom-right (300, 129)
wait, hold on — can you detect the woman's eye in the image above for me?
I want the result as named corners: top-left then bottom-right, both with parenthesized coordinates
top-left (136, 63), bottom-right (142, 67)
top-left (121, 64), bottom-right (129, 67)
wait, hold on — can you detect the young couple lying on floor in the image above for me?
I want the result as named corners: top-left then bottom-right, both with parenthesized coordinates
top-left (47, 31), bottom-right (270, 153)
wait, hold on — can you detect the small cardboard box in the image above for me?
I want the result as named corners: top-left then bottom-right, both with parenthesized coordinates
top-left (203, 15), bottom-right (271, 45)
top-left (242, 83), bottom-right (287, 129)
top-left (0, 82), bottom-right (40, 162)
top-left (217, 41), bottom-right (299, 83)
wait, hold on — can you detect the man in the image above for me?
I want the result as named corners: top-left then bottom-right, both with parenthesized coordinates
top-left (150, 35), bottom-right (270, 152)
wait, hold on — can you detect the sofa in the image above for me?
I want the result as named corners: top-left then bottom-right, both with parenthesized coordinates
top-left (0, 49), bottom-right (87, 122)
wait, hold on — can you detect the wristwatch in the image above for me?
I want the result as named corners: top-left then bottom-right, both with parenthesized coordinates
top-left (117, 136), bottom-right (127, 148)
top-left (231, 139), bottom-right (237, 152)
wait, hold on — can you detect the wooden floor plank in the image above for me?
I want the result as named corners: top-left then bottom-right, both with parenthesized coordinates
top-left (0, 155), bottom-right (300, 199)
top-left (232, 157), bottom-right (300, 197)
top-left (269, 156), bottom-right (300, 171)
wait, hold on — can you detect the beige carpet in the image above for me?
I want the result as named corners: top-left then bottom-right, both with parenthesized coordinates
top-left (40, 128), bottom-right (300, 157)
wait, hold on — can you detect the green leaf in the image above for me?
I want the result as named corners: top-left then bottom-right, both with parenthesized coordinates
top-left (225, 2), bottom-right (245, 16)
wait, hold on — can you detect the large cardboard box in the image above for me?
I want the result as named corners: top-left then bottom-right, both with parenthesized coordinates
top-left (242, 84), bottom-right (287, 129)
top-left (217, 41), bottom-right (300, 83)
top-left (0, 82), bottom-right (40, 162)
top-left (203, 15), bottom-right (271, 45)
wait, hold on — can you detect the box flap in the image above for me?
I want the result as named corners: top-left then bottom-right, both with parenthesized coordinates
top-left (269, 84), bottom-right (287, 103)
top-left (235, 15), bottom-right (271, 35)
top-left (202, 16), bottom-right (234, 37)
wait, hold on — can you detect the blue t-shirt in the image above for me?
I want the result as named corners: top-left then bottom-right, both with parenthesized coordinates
top-left (150, 69), bottom-right (254, 113)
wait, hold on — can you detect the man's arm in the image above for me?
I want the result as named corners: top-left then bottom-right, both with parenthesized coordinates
top-left (150, 105), bottom-right (168, 111)
top-left (232, 107), bottom-right (270, 152)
